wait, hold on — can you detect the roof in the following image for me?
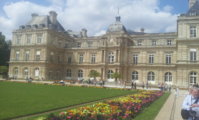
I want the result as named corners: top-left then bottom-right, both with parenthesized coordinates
top-left (186, 1), bottom-right (199, 16)
top-left (107, 16), bottom-right (127, 33)
top-left (19, 11), bottom-right (65, 32)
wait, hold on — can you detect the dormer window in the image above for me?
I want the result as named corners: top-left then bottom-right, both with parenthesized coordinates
top-left (190, 12), bottom-right (197, 16)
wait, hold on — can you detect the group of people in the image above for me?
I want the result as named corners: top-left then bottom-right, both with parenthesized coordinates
top-left (158, 83), bottom-right (172, 91)
top-left (182, 86), bottom-right (199, 120)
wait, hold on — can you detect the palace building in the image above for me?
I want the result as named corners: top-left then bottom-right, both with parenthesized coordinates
top-left (8, 0), bottom-right (199, 87)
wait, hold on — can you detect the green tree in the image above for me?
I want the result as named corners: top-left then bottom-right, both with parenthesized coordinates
top-left (0, 32), bottom-right (10, 66)
top-left (111, 72), bottom-right (121, 83)
top-left (88, 70), bottom-right (100, 81)
top-left (0, 66), bottom-right (8, 79)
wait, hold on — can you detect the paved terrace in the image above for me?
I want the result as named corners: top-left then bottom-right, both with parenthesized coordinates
top-left (155, 89), bottom-right (188, 120)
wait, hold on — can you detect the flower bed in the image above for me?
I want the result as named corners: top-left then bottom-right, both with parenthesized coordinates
top-left (44, 90), bottom-right (163, 120)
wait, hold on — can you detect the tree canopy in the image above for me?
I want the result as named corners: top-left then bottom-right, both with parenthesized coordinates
top-left (0, 33), bottom-right (10, 66)
top-left (88, 70), bottom-right (100, 79)
top-left (111, 72), bottom-right (121, 82)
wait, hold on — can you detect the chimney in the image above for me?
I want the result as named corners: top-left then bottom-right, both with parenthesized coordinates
top-left (189, 0), bottom-right (197, 8)
top-left (81, 29), bottom-right (87, 38)
top-left (31, 13), bottom-right (38, 18)
top-left (140, 28), bottom-right (145, 33)
top-left (49, 11), bottom-right (57, 24)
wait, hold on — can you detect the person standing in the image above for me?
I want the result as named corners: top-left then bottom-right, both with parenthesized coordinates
top-left (134, 82), bottom-right (137, 89)
top-left (146, 81), bottom-right (149, 89)
top-left (131, 81), bottom-right (134, 89)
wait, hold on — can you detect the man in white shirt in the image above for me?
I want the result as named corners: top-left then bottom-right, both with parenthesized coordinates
top-left (182, 87), bottom-right (199, 120)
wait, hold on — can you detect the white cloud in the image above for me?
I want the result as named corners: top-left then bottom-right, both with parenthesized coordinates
top-left (163, 5), bottom-right (173, 12)
top-left (94, 30), bottom-right (106, 36)
top-left (0, 0), bottom-right (179, 40)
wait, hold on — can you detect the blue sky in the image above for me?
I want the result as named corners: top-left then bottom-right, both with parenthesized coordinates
top-left (160, 0), bottom-right (188, 13)
top-left (0, 0), bottom-right (191, 39)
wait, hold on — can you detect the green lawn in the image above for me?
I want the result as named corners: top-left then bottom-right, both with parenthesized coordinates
top-left (0, 82), bottom-right (134, 120)
top-left (133, 92), bottom-right (170, 120)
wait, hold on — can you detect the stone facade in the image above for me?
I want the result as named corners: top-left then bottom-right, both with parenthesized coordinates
top-left (8, 1), bottom-right (199, 87)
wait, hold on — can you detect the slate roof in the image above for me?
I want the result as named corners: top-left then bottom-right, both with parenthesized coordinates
top-left (107, 16), bottom-right (127, 33)
top-left (186, 1), bottom-right (199, 16)
top-left (20, 12), bottom-right (65, 32)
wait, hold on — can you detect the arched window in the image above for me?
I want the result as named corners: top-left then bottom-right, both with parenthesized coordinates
top-left (78, 70), bottom-right (83, 78)
top-left (34, 68), bottom-right (39, 77)
top-left (66, 69), bottom-right (72, 77)
top-left (132, 71), bottom-right (138, 81)
top-left (108, 52), bottom-right (114, 63)
top-left (165, 72), bottom-right (172, 82)
top-left (147, 72), bottom-right (155, 81)
top-left (13, 67), bottom-right (18, 79)
top-left (107, 70), bottom-right (113, 79)
top-left (24, 68), bottom-right (28, 78)
top-left (14, 67), bottom-right (18, 75)
top-left (190, 72), bottom-right (197, 84)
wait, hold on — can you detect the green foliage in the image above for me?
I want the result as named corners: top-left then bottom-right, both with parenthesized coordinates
top-left (111, 72), bottom-right (121, 79)
top-left (0, 66), bottom-right (8, 74)
top-left (111, 72), bottom-right (121, 82)
top-left (0, 82), bottom-right (134, 120)
top-left (0, 33), bottom-right (10, 66)
top-left (88, 70), bottom-right (100, 79)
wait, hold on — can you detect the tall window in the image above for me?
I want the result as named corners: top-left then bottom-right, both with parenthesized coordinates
top-left (133, 54), bottom-right (138, 64)
top-left (66, 69), bottom-right (72, 77)
top-left (91, 54), bottom-right (96, 64)
top-left (147, 72), bottom-right (155, 81)
top-left (152, 40), bottom-right (156, 46)
top-left (167, 40), bottom-right (172, 45)
top-left (24, 68), bottom-right (29, 78)
top-left (35, 50), bottom-right (41, 61)
top-left (108, 52), bottom-right (114, 63)
top-left (67, 56), bottom-right (72, 64)
top-left (50, 52), bottom-right (54, 62)
top-left (165, 72), bottom-right (172, 82)
top-left (13, 67), bottom-right (18, 77)
top-left (88, 42), bottom-right (92, 47)
top-left (16, 51), bottom-right (20, 61)
top-left (137, 40), bottom-right (142, 46)
top-left (24, 51), bottom-right (30, 61)
top-left (58, 55), bottom-right (62, 63)
top-left (190, 26), bottom-right (197, 38)
top-left (26, 34), bottom-right (32, 44)
top-left (166, 54), bottom-right (171, 64)
top-left (107, 70), bottom-right (113, 79)
top-left (190, 49), bottom-right (197, 61)
top-left (16, 35), bottom-right (21, 44)
top-left (149, 54), bottom-right (154, 64)
top-left (37, 34), bottom-right (43, 43)
top-left (132, 71), bottom-right (138, 81)
top-left (78, 70), bottom-right (83, 78)
top-left (190, 72), bottom-right (197, 84)
top-left (79, 54), bottom-right (84, 64)
top-left (34, 68), bottom-right (39, 77)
